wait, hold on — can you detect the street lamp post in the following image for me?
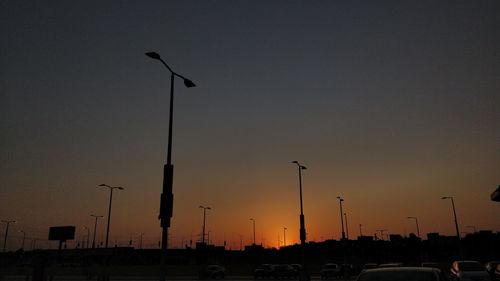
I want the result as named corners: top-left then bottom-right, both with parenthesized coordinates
top-left (90, 214), bottom-right (103, 249)
top-left (407, 217), bottom-right (420, 238)
top-left (199, 206), bottom-right (211, 244)
top-left (337, 196), bottom-right (345, 240)
top-left (344, 212), bottom-right (349, 240)
top-left (283, 227), bottom-right (287, 247)
top-left (145, 51), bottom-right (196, 281)
top-left (20, 230), bottom-right (26, 250)
top-left (250, 218), bottom-right (256, 245)
top-left (98, 184), bottom-right (124, 248)
top-left (2, 220), bottom-right (16, 252)
top-left (441, 197), bottom-right (461, 240)
top-left (83, 226), bottom-right (90, 249)
top-left (290, 161), bottom-right (307, 246)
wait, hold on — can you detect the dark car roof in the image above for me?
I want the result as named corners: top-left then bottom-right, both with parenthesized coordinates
top-left (358, 267), bottom-right (442, 281)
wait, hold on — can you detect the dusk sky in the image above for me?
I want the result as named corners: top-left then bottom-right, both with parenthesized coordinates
top-left (1, 1), bottom-right (499, 250)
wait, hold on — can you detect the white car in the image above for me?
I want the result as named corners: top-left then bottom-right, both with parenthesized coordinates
top-left (451, 261), bottom-right (491, 281)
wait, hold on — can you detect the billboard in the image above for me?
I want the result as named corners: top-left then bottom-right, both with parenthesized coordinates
top-left (48, 226), bottom-right (76, 241)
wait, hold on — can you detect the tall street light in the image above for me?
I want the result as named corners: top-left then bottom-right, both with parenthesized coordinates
top-left (344, 212), bottom-right (349, 240)
top-left (199, 206), bottom-right (211, 244)
top-left (250, 218), bottom-right (256, 245)
top-left (337, 196), bottom-right (345, 240)
top-left (2, 220), bottom-right (16, 252)
top-left (407, 217), bottom-right (420, 238)
top-left (98, 183), bottom-right (124, 248)
top-left (283, 227), bottom-right (287, 247)
top-left (145, 51), bottom-right (196, 280)
top-left (90, 214), bottom-right (103, 249)
top-left (290, 161), bottom-right (307, 246)
top-left (441, 196), bottom-right (461, 240)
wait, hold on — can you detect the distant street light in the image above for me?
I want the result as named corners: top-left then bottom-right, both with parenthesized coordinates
top-left (90, 214), bottom-right (103, 248)
top-left (336, 196), bottom-right (345, 240)
top-left (344, 212), bottom-right (349, 240)
top-left (83, 226), bottom-right (90, 248)
top-left (20, 230), bottom-right (26, 250)
top-left (145, 51), bottom-right (196, 281)
top-left (283, 227), bottom-right (287, 247)
top-left (290, 161), bottom-right (307, 246)
top-left (441, 197), bottom-right (461, 240)
top-left (98, 183), bottom-right (124, 248)
top-left (407, 217), bottom-right (421, 238)
top-left (199, 206), bottom-right (211, 244)
top-left (2, 220), bottom-right (16, 252)
top-left (250, 218), bottom-right (256, 245)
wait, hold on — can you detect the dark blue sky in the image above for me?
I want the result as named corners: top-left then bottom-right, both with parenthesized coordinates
top-left (1, 1), bottom-right (499, 248)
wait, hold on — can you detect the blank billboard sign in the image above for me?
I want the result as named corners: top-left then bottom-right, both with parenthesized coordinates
top-left (48, 226), bottom-right (76, 241)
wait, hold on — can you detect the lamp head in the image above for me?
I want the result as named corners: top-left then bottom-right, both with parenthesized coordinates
top-left (290, 161), bottom-right (298, 164)
top-left (145, 52), bottom-right (161, 60)
top-left (117, 187), bottom-right (124, 190)
top-left (300, 165), bottom-right (307, 170)
top-left (183, 78), bottom-right (196, 88)
top-left (441, 196), bottom-right (450, 200)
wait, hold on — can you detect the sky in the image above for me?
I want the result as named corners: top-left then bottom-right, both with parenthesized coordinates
top-left (1, 1), bottom-right (499, 250)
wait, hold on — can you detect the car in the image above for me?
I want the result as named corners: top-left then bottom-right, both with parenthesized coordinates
top-left (379, 263), bottom-right (404, 268)
top-left (273, 264), bottom-right (298, 279)
top-left (199, 265), bottom-right (226, 279)
top-left (361, 263), bottom-right (379, 273)
top-left (450, 261), bottom-right (491, 281)
top-left (357, 267), bottom-right (447, 281)
top-left (494, 264), bottom-right (500, 281)
top-left (321, 263), bottom-right (341, 279)
top-left (291, 264), bottom-right (303, 272)
top-left (486, 262), bottom-right (500, 277)
top-left (254, 264), bottom-right (275, 279)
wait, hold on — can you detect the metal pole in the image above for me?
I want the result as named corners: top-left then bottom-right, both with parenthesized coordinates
top-left (337, 197), bottom-right (345, 240)
top-left (105, 188), bottom-right (113, 248)
top-left (21, 231), bottom-right (26, 250)
top-left (450, 198), bottom-right (460, 239)
top-left (283, 227), bottom-right (287, 247)
top-left (344, 212), bottom-right (349, 240)
top-left (2, 220), bottom-right (15, 252)
top-left (202, 208), bottom-right (206, 243)
top-left (298, 166), bottom-right (306, 246)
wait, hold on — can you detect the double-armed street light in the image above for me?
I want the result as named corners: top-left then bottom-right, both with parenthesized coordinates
top-left (199, 206), bottom-right (211, 244)
top-left (250, 218), bottom-right (256, 245)
top-left (2, 220), bottom-right (16, 252)
top-left (90, 214), bottom-right (103, 248)
top-left (337, 196), bottom-right (345, 240)
top-left (290, 161), bottom-right (307, 246)
top-left (145, 51), bottom-right (196, 281)
top-left (98, 184), bottom-right (124, 248)
top-left (407, 217), bottom-right (420, 238)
